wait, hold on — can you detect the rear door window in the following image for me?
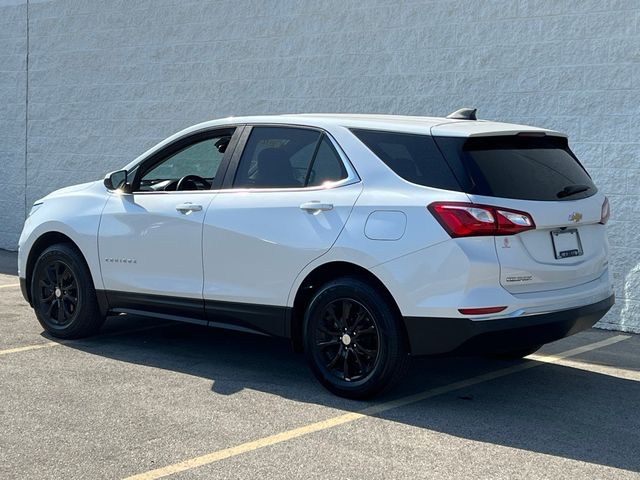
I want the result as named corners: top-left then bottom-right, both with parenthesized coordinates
top-left (434, 135), bottom-right (596, 201)
top-left (233, 127), bottom-right (319, 188)
top-left (233, 127), bottom-right (347, 188)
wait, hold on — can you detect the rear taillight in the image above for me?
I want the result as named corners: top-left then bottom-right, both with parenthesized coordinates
top-left (600, 197), bottom-right (610, 225)
top-left (428, 202), bottom-right (535, 237)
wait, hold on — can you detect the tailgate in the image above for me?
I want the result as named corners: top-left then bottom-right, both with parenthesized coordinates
top-left (470, 194), bottom-right (609, 294)
top-left (433, 132), bottom-right (610, 294)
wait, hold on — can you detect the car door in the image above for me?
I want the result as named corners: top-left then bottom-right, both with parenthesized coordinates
top-left (202, 125), bottom-right (362, 336)
top-left (98, 127), bottom-right (238, 321)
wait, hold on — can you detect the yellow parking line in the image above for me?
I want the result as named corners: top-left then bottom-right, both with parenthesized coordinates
top-left (123, 334), bottom-right (631, 480)
top-left (0, 283), bottom-right (20, 289)
top-left (0, 342), bottom-right (59, 356)
top-left (0, 323), bottom-right (174, 357)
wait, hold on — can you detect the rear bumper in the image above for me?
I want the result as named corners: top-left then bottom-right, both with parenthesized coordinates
top-left (404, 294), bottom-right (615, 356)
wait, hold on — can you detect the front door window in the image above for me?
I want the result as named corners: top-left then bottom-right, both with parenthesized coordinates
top-left (138, 132), bottom-right (233, 192)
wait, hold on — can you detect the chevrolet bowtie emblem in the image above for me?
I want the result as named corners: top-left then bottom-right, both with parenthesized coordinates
top-left (569, 212), bottom-right (583, 223)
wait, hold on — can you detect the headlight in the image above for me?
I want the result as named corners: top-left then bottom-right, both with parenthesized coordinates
top-left (28, 202), bottom-right (43, 217)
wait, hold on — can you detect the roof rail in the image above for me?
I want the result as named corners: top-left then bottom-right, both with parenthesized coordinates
top-left (446, 108), bottom-right (477, 120)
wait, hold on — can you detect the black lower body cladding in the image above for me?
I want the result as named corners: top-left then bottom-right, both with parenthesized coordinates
top-left (403, 294), bottom-right (615, 356)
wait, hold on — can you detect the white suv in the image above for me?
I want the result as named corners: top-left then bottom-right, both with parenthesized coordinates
top-left (18, 110), bottom-right (614, 398)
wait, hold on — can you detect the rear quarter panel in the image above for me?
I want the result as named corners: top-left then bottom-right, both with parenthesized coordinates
top-left (286, 180), bottom-right (472, 308)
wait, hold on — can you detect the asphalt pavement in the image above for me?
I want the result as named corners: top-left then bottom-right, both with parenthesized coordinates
top-left (1, 249), bottom-right (639, 479)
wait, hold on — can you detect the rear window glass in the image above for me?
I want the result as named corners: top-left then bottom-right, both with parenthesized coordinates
top-left (351, 129), bottom-right (461, 191)
top-left (434, 135), bottom-right (596, 201)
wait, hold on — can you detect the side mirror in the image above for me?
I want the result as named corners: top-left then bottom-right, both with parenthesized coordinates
top-left (104, 170), bottom-right (129, 192)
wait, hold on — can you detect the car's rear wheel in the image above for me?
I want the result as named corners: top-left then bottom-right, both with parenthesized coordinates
top-left (31, 243), bottom-right (105, 339)
top-left (489, 345), bottom-right (542, 360)
top-left (303, 277), bottom-right (409, 399)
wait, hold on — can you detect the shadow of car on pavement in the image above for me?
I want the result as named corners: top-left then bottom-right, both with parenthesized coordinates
top-left (51, 314), bottom-right (640, 474)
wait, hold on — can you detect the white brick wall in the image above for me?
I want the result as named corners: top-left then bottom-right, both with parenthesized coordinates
top-left (1, 0), bottom-right (638, 331)
top-left (0, 1), bottom-right (27, 248)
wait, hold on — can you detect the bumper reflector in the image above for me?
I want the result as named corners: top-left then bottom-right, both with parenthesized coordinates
top-left (458, 306), bottom-right (507, 315)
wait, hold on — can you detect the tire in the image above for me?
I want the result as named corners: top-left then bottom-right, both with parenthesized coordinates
top-left (489, 345), bottom-right (542, 360)
top-left (30, 243), bottom-right (105, 339)
top-left (303, 276), bottom-right (410, 399)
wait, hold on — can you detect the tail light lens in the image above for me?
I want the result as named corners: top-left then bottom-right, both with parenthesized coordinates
top-left (428, 202), bottom-right (535, 237)
top-left (600, 197), bottom-right (610, 225)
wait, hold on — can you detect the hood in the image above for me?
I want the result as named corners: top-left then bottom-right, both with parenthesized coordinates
top-left (36, 180), bottom-right (101, 204)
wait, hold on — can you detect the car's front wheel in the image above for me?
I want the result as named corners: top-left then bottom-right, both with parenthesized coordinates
top-left (303, 277), bottom-right (409, 399)
top-left (31, 243), bottom-right (105, 339)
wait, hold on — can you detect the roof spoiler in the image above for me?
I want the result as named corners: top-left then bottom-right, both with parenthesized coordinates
top-left (446, 108), bottom-right (477, 120)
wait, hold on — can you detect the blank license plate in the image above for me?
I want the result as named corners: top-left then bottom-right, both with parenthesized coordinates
top-left (551, 229), bottom-right (583, 259)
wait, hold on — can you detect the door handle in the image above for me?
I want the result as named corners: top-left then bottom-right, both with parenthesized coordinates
top-left (176, 203), bottom-right (203, 214)
top-left (300, 201), bottom-right (334, 213)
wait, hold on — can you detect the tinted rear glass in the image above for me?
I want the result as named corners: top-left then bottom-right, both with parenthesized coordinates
top-left (434, 135), bottom-right (596, 201)
top-left (351, 129), bottom-right (461, 191)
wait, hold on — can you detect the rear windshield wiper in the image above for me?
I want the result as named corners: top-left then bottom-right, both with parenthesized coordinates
top-left (557, 184), bottom-right (590, 198)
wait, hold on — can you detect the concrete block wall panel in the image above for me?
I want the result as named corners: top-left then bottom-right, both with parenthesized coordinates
top-left (1, 0), bottom-right (638, 331)
top-left (0, 0), bottom-right (27, 249)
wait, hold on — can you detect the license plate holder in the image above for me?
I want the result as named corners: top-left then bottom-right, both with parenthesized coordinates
top-left (551, 229), bottom-right (583, 259)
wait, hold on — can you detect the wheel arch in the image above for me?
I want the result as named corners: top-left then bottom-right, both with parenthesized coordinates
top-left (24, 231), bottom-right (88, 305)
top-left (290, 261), bottom-right (407, 353)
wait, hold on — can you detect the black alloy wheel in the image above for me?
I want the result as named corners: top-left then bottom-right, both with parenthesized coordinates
top-left (304, 277), bottom-right (409, 399)
top-left (37, 260), bottom-right (79, 326)
top-left (31, 243), bottom-right (105, 339)
top-left (313, 298), bottom-right (380, 383)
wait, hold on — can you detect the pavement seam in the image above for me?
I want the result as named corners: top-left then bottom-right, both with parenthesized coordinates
top-left (122, 334), bottom-right (631, 480)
